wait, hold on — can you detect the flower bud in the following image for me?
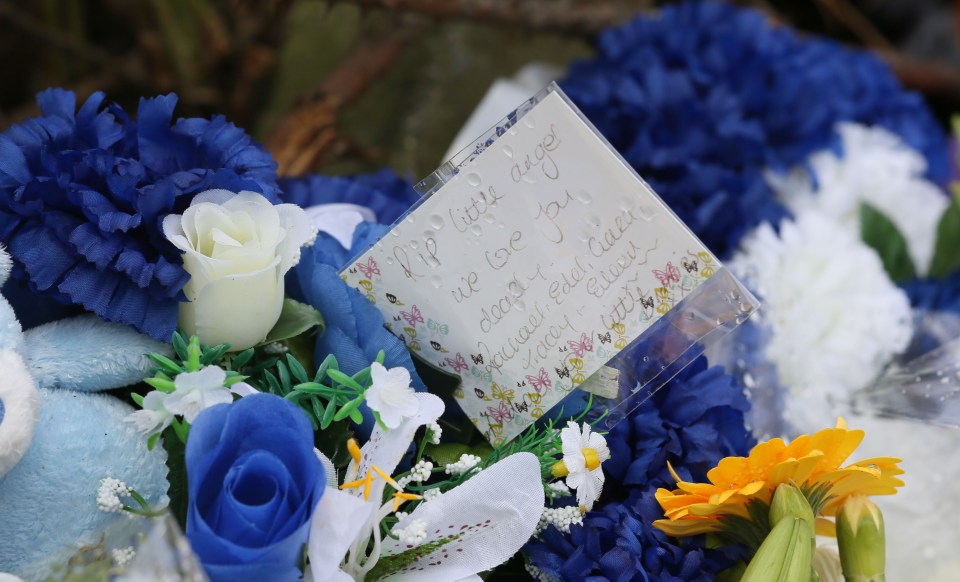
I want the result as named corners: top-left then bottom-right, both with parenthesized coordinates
top-left (836, 494), bottom-right (886, 582)
top-left (741, 516), bottom-right (813, 582)
top-left (769, 483), bottom-right (815, 534)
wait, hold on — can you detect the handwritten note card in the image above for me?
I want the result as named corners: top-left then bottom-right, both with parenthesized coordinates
top-left (342, 89), bottom-right (719, 444)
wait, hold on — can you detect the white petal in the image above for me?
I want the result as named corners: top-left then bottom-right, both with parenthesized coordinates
top-left (380, 453), bottom-right (544, 581)
top-left (307, 488), bottom-right (376, 582)
top-left (174, 366), bottom-right (226, 393)
top-left (229, 382), bottom-right (258, 397)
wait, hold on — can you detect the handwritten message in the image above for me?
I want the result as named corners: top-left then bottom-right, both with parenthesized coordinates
top-left (342, 90), bottom-right (717, 443)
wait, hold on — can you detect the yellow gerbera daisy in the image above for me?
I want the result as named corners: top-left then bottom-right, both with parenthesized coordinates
top-left (654, 418), bottom-right (904, 537)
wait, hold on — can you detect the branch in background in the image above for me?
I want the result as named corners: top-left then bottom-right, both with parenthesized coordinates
top-left (266, 25), bottom-right (415, 176)
top-left (329, 0), bottom-right (631, 36)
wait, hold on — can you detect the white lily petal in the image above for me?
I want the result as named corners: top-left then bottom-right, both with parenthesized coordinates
top-left (307, 488), bottom-right (376, 582)
top-left (379, 453), bottom-right (544, 581)
top-left (174, 366), bottom-right (227, 392)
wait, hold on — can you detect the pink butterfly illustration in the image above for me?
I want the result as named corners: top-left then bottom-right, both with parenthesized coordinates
top-left (487, 400), bottom-right (514, 424)
top-left (567, 332), bottom-right (594, 358)
top-left (445, 352), bottom-right (468, 374)
top-left (400, 304), bottom-right (424, 327)
top-left (525, 367), bottom-right (552, 394)
top-left (653, 262), bottom-right (681, 288)
top-left (356, 256), bottom-right (381, 279)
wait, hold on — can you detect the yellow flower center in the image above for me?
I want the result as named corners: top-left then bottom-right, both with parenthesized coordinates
top-left (551, 448), bottom-right (602, 477)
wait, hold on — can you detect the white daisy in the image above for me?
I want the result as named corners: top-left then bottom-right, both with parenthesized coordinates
top-left (557, 421), bottom-right (610, 510)
top-left (364, 362), bottom-right (420, 429)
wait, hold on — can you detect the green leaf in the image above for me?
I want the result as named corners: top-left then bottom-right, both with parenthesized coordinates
top-left (286, 354), bottom-right (309, 383)
top-left (231, 348), bottom-right (255, 371)
top-left (333, 397), bottom-right (364, 421)
top-left (860, 203), bottom-right (917, 283)
top-left (260, 298), bottom-right (325, 345)
top-left (321, 396), bottom-right (337, 429)
top-left (144, 377), bottom-right (176, 393)
top-left (929, 192), bottom-right (960, 279)
top-left (200, 343), bottom-right (230, 366)
top-left (327, 368), bottom-right (363, 392)
top-left (277, 361), bottom-right (292, 389)
top-left (161, 428), bottom-right (189, 529)
top-left (130, 392), bottom-right (145, 407)
top-left (148, 353), bottom-right (184, 375)
top-left (172, 332), bottom-right (189, 361)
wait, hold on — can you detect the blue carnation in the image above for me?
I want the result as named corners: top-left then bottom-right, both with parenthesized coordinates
top-left (527, 489), bottom-right (739, 582)
top-left (562, 0), bottom-right (947, 258)
top-left (279, 168), bottom-right (420, 225)
top-left (292, 223), bottom-right (427, 438)
top-left (903, 270), bottom-right (960, 314)
top-left (525, 357), bottom-right (754, 581)
top-left (0, 89), bottom-right (279, 340)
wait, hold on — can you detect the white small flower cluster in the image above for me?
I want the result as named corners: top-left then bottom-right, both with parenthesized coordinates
top-left (393, 518), bottom-right (428, 546)
top-left (262, 342), bottom-right (289, 355)
top-left (525, 562), bottom-right (562, 582)
top-left (397, 459), bottom-right (433, 489)
top-left (545, 481), bottom-right (571, 499)
top-left (422, 488), bottom-right (442, 502)
top-left (394, 511), bottom-right (409, 521)
top-left (96, 478), bottom-right (130, 513)
top-left (112, 546), bottom-right (136, 567)
top-left (536, 505), bottom-right (583, 534)
top-left (425, 421), bottom-right (442, 445)
top-left (444, 453), bottom-right (481, 476)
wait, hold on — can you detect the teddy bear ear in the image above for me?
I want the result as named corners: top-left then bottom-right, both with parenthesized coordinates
top-left (0, 350), bottom-right (40, 478)
top-left (0, 244), bottom-right (11, 288)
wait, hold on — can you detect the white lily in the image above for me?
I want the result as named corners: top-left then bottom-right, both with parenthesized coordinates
top-left (306, 392), bottom-right (544, 581)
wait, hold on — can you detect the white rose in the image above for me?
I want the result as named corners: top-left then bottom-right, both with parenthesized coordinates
top-left (163, 190), bottom-right (315, 351)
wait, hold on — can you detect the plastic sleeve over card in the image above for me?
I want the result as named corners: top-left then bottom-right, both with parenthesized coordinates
top-left (342, 83), bottom-right (760, 443)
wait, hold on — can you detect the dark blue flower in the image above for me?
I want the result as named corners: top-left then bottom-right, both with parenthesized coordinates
top-left (292, 223), bottom-right (427, 438)
top-left (525, 357), bottom-right (754, 581)
top-left (186, 393), bottom-right (324, 582)
top-left (0, 89), bottom-right (279, 340)
top-left (903, 270), bottom-right (960, 314)
top-left (279, 169), bottom-right (420, 225)
top-left (562, 0), bottom-right (948, 258)
top-left (527, 489), bottom-right (740, 582)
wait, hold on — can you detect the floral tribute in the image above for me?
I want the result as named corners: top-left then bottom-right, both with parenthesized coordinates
top-left (2, 1), bottom-right (958, 581)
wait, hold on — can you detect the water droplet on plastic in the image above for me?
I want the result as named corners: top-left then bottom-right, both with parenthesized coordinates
top-left (641, 356), bottom-right (650, 363)
top-left (429, 214), bottom-right (445, 230)
top-left (483, 213), bottom-right (496, 224)
top-left (942, 377), bottom-right (950, 384)
top-left (523, 116), bottom-right (536, 129)
top-left (430, 276), bottom-right (443, 289)
top-left (937, 370), bottom-right (945, 377)
top-left (585, 215), bottom-right (601, 228)
top-left (385, 257), bottom-right (395, 265)
top-left (502, 146), bottom-right (514, 159)
top-left (390, 229), bottom-right (401, 237)
top-left (470, 224), bottom-right (483, 236)
top-left (406, 216), bottom-right (415, 225)
top-left (915, 376), bottom-right (922, 383)
top-left (409, 241), bottom-right (419, 250)
top-left (522, 173), bottom-right (536, 184)
top-left (575, 190), bottom-right (593, 205)
top-left (576, 228), bottom-right (591, 242)
top-left (684, 312), bottom-right (695, 320)
top-left (618, 197), bottom-right (635, 212)
top-left (514, 300), bottom-right (526, 312)
top-left (422, 230), bottom-right (435, 240)
top-left (467, 173), bottom-right (481, 187)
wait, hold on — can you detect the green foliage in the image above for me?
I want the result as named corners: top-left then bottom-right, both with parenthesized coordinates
top-left (163, 426), bottom-right (190, 530)
top-left (860, 203), bottom-right (917, 283)
top-left (259, 350), bottom-right (385, 432)
top-left (929, 192), bottom-right (960, 279)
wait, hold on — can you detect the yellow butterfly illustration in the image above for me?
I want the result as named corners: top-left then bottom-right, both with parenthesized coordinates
top-left (490, 423), bottom-right (504, 436)
top-left (527, 392), bottom-right (543, 405)
top-left (614, 337), bottom-right (628, 349)
top-left (569, 358), bottom-right (585, 371)
top-left (454, 386), bottom-right (465, 398)
top-left (358, 279), bottom-right (373, 291)
top-left (403, 327), bottom-right (417, 338)
top-left (531, 407), bottom-right (544, 419)
top-left (611, 322), bottom-right (626, 335)
top-left (492, 383), bottom-right (515, 402)
top-left (655, 287), bottom-right (671, 301)
top-left (408, 340), bottom-right (422, 352)
top-left (365, 292), bottom-right (376, 304)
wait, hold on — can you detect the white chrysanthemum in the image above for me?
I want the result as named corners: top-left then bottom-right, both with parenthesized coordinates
top-left (111, 547), bottom-right (136, 567)
top-left (767, 122), bottom-right (948, 274)
top-left (365, 362), bottom-right (419, 429)
top-left (558, 421), bottom-right (610, 510)
top-left (731, 212), bottom-right (912, 431)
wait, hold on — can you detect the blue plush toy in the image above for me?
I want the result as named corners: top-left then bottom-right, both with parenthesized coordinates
top-left (0, 245), bottom-right (170, 580)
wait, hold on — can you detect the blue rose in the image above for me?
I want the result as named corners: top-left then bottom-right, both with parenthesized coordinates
top-left (185, 393), bottom-right (324, 581)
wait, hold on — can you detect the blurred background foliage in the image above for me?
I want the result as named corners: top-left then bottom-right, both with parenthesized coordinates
top-left (2, 0), bottom-right (960, 182)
